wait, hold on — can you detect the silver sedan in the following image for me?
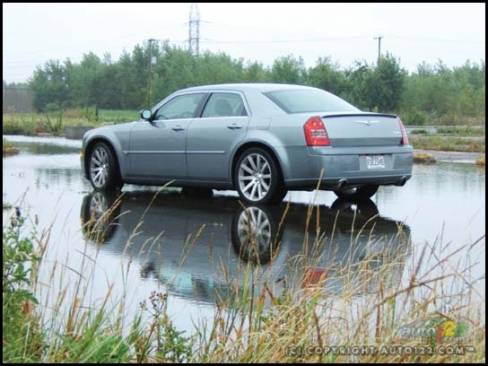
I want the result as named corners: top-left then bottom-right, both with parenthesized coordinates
top-left (81, 83), bottom-right (413, 204)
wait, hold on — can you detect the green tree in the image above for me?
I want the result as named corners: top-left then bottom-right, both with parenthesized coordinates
top-left (307, 57), bottom-right (347, 96)
top-left (30, 60), bottom-right (70, 111)
top-left (26, 40), bottom-right (484, 124)
top-left (243, 61), bottom-right (270, 82)
top-left (270, 55), bottom-right (306, 84)
top-left (369, 53), bottom-right (406, 112)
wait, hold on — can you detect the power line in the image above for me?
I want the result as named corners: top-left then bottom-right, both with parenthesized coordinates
top-left (2, 27), bottom-right (188, 61)
top-left (388, 35), bottom-right (485, 44)
top-left (200, 35), bottom-right (370, 45)
top-left (3, 38), bottom-right (188, 68)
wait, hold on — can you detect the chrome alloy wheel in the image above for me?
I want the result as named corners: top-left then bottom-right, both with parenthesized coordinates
top-left (89, 191), bottom-right (108, 221)
top-left (238, 153), bottom-right (272, 202)
top-left (89, 146), bottom-right (110, 188)
top-left (237, 206), bottom-right (272, 251)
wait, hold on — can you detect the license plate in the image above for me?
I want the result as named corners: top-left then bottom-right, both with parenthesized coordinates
top-left (366, 155), bottom-right (385, 169)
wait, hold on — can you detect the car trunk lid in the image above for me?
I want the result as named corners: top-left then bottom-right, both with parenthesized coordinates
top-left (321, 113), bottom-right (402, 147)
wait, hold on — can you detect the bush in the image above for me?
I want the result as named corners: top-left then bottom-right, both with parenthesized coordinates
top-left (3, 217), bottom-right (44, 362)
top-left (43, 111), bottom-right (64, 135)
top-left (400, 109), bottom-right (428, 125)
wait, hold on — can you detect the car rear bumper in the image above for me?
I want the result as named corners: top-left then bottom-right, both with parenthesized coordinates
top-left (280, 145), bottom-right (413, 190)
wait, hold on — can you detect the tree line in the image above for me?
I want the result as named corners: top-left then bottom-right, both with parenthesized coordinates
top-left (13, 40), bottom-right (486, 124)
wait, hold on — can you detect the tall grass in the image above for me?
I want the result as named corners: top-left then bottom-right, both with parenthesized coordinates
top-left (3, 108), bottom-right (138, 136)
top-left (3, 138), bottom-right (20, 156)
top-left (2, 189), bottom-right (485, 363)
top-left (410, 135), bottom-right (485, 153)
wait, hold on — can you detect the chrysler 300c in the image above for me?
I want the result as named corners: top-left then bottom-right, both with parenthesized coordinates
top-left (81, 84), bottom-right (413, 204)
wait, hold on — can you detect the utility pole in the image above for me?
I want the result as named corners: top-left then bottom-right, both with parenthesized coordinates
top-left (374, 35), bottom-right (383, 65)
top-left (147, 38), bottom-right (157, 105)
top-left (188, 3), bottom-right (200, 56)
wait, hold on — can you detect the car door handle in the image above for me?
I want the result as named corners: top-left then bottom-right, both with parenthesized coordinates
top-left (172, 125), bottom-right (185, 131)
top-left (227, 123), bottom-right (242, 130)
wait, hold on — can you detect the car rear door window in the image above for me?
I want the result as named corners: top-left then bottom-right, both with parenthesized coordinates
top-left (154, 93), bottom-right (207, 120)
top-left (202, 93), bottom-right (247, 118)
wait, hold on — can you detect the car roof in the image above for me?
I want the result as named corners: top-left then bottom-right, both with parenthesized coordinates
top-left (177, 83), bottom-right (318, 93)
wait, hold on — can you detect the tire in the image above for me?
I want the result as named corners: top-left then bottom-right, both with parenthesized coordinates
top-left (80, 191), bottom-right (121, 244)
top-left (234, 147), bottom-right (287, 205)
top-left (230, 205), bottom-right (282, 265)
top-left (87, 141), bottom-right (122, 191)
top-left (333, 184), bottom-right (379, 200)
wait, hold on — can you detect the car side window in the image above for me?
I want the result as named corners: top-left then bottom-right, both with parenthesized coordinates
top-left (201, 93), bottom-right (247, 118)
top-left (154, 93), bottom-right (206, 120)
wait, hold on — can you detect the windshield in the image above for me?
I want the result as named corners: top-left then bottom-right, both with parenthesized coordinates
top-left (264, 89), bottom-right (359, 114)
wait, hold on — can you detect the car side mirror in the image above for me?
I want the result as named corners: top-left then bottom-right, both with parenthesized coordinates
top-left (140, 109), bottom-right (152, 121)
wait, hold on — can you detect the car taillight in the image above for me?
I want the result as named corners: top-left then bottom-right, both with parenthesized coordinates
top-left (304, 116), bottom-right (330, 146)
top-left (399, 119), bottom-right (409, 145)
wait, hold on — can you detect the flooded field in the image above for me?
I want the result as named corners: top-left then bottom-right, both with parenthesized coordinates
top-left (3, 135), bottom-right (486, 338)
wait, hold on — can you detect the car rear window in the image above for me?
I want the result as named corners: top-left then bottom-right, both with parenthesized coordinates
top-left (264, 89), bottom-right (359, 114)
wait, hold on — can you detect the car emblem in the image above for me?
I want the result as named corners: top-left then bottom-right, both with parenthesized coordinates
top-left (354, 120), bottom-right (380, 126)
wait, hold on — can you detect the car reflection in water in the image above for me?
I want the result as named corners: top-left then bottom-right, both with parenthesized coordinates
top-left (80, 190), bottom-right (412, 304)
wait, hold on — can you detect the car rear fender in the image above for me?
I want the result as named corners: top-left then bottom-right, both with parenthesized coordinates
top-left (228, 130), bottom-right (292, 183)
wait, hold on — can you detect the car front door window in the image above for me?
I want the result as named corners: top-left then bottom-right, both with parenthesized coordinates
top-left (154, 93), bottom-right (207, 120)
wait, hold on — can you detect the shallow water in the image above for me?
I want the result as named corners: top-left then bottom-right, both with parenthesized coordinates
top-left (3, 135), bottom-right (485, 334)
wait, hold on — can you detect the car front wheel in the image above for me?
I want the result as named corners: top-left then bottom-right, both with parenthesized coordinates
top-left (88, 142), bottom-right (122, 191)
top-left (235, 148), bottom-right (287, 205)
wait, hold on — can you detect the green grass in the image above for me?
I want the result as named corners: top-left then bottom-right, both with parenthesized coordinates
top-left (410, 135), bottom-right (485, 153)
top-left (432, 115), bottom-right (485, 127)
top-left (413, 152), bottom-right (437, 164)
top-left (411, 126), bottom-right (485, 137)
top-left (3, 138), bottom-right (20, 156)
top-left (2, 193), bottom-right (485, 363)
top-left (411, 129), bottom-right (429, 135)
top-left (435, 126), bottom-right (485, 137)
top-left (3, 138), bottom-right (13, 149)
top-left (98, 109), bottom-right (139, 122)
top-left (400, 111), bottom-right (485, 127)
top-left (3, 108), bottom-right (138, 136)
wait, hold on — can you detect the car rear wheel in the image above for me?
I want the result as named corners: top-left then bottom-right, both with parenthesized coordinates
top-left (88, 142), bottom-right (122, 191)
top-left (231, 205), bottom-right (282, 265)
top-left (333, 184), bottom-right (379, 200)
top-left (235, 148), bottom-right (287, 205)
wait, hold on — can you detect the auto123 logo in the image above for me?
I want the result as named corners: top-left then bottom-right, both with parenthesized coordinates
top-left (398, 300), bottom-right (470, 343)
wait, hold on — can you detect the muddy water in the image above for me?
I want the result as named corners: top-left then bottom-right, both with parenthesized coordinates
top-left (3, 135), bottom-right (485, 334)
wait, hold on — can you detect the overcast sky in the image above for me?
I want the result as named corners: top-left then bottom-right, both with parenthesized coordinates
top-left (3, 2), bottom-right (485, 83)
